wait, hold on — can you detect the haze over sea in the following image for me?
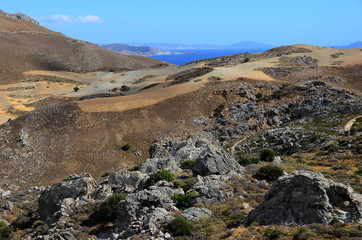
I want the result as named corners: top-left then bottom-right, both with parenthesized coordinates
top-left (151, 48), bottom-right (271, 65)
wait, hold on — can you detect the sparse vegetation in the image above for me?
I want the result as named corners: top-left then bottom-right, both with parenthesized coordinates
top-left (238, 156), bottom-right (259, 166)
top-left (168, 215), bottom-right (194, 236)
top-left (172, 193), bottom-right (189, 210)
top-left (73, 86), bottom-right (80, 92)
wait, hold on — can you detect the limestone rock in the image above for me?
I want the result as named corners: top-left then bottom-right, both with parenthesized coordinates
top-left (108, 169), bottom-right (146, 192)
top-left (38, 173), bottom-right (97, 221)
top-left (182, 207), bottom-right (212, 221)
top-left (242, 171), bottom-right (362, 226)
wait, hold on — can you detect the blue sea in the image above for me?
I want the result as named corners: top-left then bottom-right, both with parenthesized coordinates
top-left (151, 48), bottom-right (270, 65)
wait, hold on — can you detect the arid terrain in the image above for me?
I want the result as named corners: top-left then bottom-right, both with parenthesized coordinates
top-left (0, 10), bottom-right (361, 240)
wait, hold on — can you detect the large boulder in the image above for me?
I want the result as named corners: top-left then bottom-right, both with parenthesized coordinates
top-left (242, 171), bottom-right (362, 226)
top-left (108, 169), bottom-right (147, 192)
top-left (38, 173), bottom-right (97, 221)
top-left (117, 184), bottom-right (183, 238)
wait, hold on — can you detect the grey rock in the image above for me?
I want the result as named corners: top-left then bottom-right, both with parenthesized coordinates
top-left (38, 173), bottom-right (97, 222)
top-left (190, 146), bottom-right (241, 176)
top-left (191, 173), bottom-right (237, 204)
top-left (139, 157), bottom-right (181, 174)
top-left (108, 169), bottom-right (146, 192)
top-left (242, 171), bottom-right (362, 226)
top-left (4, 201), bottom-right (13, 211)
top-left (182, 207), bottom-right (212, 221)
top-left (117, 186), bottom-right (181, 238)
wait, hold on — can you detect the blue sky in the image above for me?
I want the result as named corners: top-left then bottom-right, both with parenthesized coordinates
top-left (1, 0), bottom-right (362, 46)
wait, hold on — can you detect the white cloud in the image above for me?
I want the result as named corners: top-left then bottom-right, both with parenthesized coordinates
top-left (37, 15), bottom-right (104, 24)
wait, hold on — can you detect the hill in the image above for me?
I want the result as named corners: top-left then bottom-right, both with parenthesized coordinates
top-left (0, 10), bottom-right (162, 84)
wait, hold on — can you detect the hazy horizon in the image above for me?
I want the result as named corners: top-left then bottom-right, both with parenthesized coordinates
top-left (1, 0), bottom-right (362, 47)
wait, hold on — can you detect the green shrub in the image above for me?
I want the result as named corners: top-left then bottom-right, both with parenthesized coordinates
top-left (173, 177), bottom-right (198, 192)
top-left (32, 220), bottom-right (48, 235)
top-left (260, 148), bottom-right (275, 162)
top-left (173, 193), bottom-right (189, 210)
top-left (93, 193), bottom-right (127, 222)
top-left (168, 215), bottom-right (194, 236)
top-left (100, 171), bottom-right (111, 177)
top-left (144, 170), bottom-right (174, 188)
top-left (354, 169), bottom-right (362, 176)
top-left (73, 86), bottom-right (80, 92)
top-left (256, 92), bottom-right (263, 101)
top-left (12, 214), bottom-right (32, 229)
top-left (264, 228), bottom-right (281, 239)
top-left (121, 142), bottom-right (131, 151)
top-left (0, 221), bottom-right (13, 240)
top-left (128, 165), bottom-right (141, 171)
top-left (239, 156), bottom-right (259, 166)
top-left (255, 165), bottom-right (283, 182)
top-left (293, 227), bottom-right (306, 240)
top-left (272, 89), bottom-right (286, 99)
top-left (31, 220), bottom-right (44, 229)
top-left (180, 160), bottom-right (195, 170)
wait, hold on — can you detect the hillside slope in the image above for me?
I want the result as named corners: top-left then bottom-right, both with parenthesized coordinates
top-left (0, 10), bottom-right (162, 84)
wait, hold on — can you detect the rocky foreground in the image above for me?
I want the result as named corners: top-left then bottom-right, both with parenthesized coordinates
top-left (0, 79), bottom-right (361, 239)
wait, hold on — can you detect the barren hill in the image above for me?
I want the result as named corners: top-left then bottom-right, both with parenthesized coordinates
top-left (0, 10), bottom-right (162, 84)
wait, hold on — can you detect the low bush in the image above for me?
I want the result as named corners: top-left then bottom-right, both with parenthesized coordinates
top-left (354, 169), bottom-right (362, 176)
top-left (144, 170), bottom-right (174, 188)
top-left (121, 142), bottom-right (131, 151)
top-left (0, 221), bottom-right (13, 240)
top-left (173, 193), bottom-right (189, 210)
top-left (293, 227), bottom-right (306, 240)
top-left (239, 156), bottom-right (259, 166)
top-left (173, 177), bottom-right (197, 192)
top-left (264, 228), bottom-right (281, 239)
top-left (12, 214), bottom-right (32, 230)
top-left (168, 215), bottom-right (194, 236)
top-left (92, 193), bottom-right (127, 222)
top-left (260, 148), bottom-right (275, 162)
top-left (255, 165), bottom-right (284, 182)
top-left (73, 86), bottom-right (80, 92)
top-left (180, 160), bottom-right (195, 170)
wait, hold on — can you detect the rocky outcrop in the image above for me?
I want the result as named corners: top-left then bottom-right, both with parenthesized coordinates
top-left (116, 183), bottom-right (183, 238)
top-left (191, 173), bottom-right (236, 204)
top-left (38, 173), bottom-right (98, 222)
top-left (108, 169), bottom-right (146, 192)
top-left (0, 10), bottom-right (40, 25)
top-left (242, 171), bottom-right (362, 226)
top-left (148, 135), bottom-right (241, 176)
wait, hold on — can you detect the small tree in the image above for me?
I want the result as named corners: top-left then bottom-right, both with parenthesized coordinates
top-left (73, 86), bottom-right (80, 92)
top-left (260, 148), bottom-right (275, 162)
top-left (168, 215), bottom-right (194, 236)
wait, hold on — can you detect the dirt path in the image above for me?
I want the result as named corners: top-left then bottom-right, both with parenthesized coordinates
top-left (344, 115), bottom-right (362, 132)
top-left (230, 136), bottom-right (249, 151)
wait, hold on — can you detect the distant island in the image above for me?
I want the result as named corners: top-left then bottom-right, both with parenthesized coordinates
top-left (102, 43), bottom-right (193, 56)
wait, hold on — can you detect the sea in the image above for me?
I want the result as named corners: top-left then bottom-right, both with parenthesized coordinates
top-left (151, 48), bottom-right (271, 65)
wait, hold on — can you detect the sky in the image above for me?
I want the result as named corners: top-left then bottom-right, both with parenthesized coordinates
top-left (1, 0), bottom-right (362, 46)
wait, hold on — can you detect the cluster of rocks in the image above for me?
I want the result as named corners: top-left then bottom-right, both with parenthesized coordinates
top-left (242, 171), bottom-right (362, 226)
top-left (0, 10), bottom-right (40, 25)
top-left (208, 81), bottom-right (361, 144)
top-left (279, 56), bottom-right (319, 66)
top-left (35, 135), bottom-right (242, 239)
